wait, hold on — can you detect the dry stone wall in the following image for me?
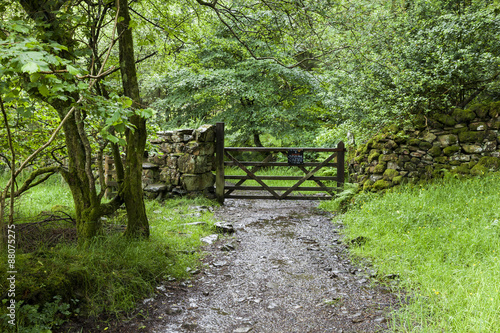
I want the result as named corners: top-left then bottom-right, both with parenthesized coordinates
top-left (142, 124), bottom-right (216, 199)
top-left (349, 102), bottom-right (500, 191)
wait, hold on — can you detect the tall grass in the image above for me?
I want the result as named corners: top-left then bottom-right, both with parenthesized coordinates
top-left (321, 173), bottom-right (500, 332)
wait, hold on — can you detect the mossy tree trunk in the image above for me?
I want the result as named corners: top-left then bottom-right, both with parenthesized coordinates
top-left (117, 0), bottom-right (150, 238)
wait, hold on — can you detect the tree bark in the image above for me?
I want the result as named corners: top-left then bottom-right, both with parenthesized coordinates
top-left (116, 0), bottom-right (149, 238)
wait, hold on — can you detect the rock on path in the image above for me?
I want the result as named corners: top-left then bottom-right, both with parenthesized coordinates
top-left (148, 199), bottom-right (401, 333)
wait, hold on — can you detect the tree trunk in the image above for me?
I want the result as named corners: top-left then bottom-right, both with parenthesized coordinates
top-left (117, 0), bottom-right (149, 238)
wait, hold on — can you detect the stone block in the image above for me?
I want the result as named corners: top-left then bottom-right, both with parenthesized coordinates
top-left (462, 144), bottom-right (483, 154)
top-left (469, 122), bottom-right (487, 131)
top-left (160, 168), bottom-right (180, 185)
top-left (438, 134), bottom-right (458, 147)
top-left (186, 141), bottom-right (215, 156)
top-left (450, 154), bottom-right (471, 162)
top-left (178, 155), bottom-right (213, 174)
top-left (160, 142), bottom-right (174, 153)
top-left (194, 124), bottom-right (216, 142)
top-left (181, 172), bottom-right (215, 192)
top-left (483, 141), bottom-right (497, 152)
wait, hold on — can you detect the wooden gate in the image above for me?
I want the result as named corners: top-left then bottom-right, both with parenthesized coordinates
top-left (215, 123), bottom-right (346, 204)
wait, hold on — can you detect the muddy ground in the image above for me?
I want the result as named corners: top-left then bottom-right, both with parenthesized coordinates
top-left (62, 198), bottom-right (404, 333)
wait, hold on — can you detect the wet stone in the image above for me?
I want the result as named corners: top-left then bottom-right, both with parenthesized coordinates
top-left (215, 221), bottom-right (235, 234)
top-left (233, 327), bottom-right (253, 333)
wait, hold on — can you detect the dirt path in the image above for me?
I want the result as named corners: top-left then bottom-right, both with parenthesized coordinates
top-left (141, 198), bottom-right (401, 333)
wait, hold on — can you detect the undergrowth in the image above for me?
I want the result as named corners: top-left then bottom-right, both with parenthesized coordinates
top-left (0, 177), bottom-right (218, 332)
top-left (320, 173), bottom-right (500, 332)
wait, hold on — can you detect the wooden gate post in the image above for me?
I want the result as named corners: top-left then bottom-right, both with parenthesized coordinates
top-left (337, 141), bottom-right (345, 191)
top-left (215, 122), bottom-right (225, 204)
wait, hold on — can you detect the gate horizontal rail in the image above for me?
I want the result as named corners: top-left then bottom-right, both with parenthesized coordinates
top-left (215, 122), bottom-right (346, 204)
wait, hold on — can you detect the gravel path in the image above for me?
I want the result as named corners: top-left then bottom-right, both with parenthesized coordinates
top-left (147, 198), bottom-right (402, 333)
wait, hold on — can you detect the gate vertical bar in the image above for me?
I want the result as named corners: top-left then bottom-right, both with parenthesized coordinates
top-left (337, 141), bottom-right (345, 191)
top-left (216, 122), bottom-right (225, 204)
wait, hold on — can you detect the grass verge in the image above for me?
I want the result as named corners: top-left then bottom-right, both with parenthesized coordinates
top-left (320, 173), bottom-right (500, 332)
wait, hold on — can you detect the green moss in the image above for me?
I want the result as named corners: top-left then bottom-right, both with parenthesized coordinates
top-left (469, 103), bottom-right (490, 118)
top-left (428, 146), bottom-right (442, 157)
top-left (392, 175), bottom-right (404, 185)
top-left (488, 101), bottom-right (500, 117)
top-left (443, 146), bottom-right (461, 156)
top-left (372, 179), bottom-right (392, 191)
top-left (363, 180), bottom-right (374, 191)
top-left (368, 150), bottom-right (381, 163)
top-left (459, 131), bottom-right (486, 143)
top-left (433, 113), bottom-right (457, 127)
top-left (452, 108), bottom-right (476, 123)
top-left (451, 164), bottom-right (471, 175)
top-left (383, 168), bottom-right (399, 180)
top-left (407, 138), bottom-right (421, 146)
top-left (373, 162), bottom-right (387, 173)
top-left (470, 164), bottom-right (488, 176)
top-left (354, 155), bottom-right (364, 164)
top-left (434, 157), bottom-right (449, 164)
top-left (477, 156), bottom-right (500, 170)
top-left (419, 141), bottom-right (432, 150)
top-left (451, 127), bottom-right (468, 135)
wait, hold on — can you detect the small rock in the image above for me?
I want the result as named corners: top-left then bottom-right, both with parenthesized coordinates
top-left (182, 221), bottom-right (207, 226)
top-left (384, 273), bottom-right (399, 280)
top-left (156, 285), bottom-right (166, 292)
top-left (233, 327), bottom-right (253, 333)
top-left (221, 243), bottom-right (236, 251)
top-left (212, 260), bottom-right (227, 267)
top-left (267, 302), bottom-right (278, 309)
top-left (203, 291), bottom-right (210, 296)
top-left (165, 306), bottom-right (182, 315)
top-left (201, 234), bottom-right (218, 245)
top-left (215, 222), bottom-right (235, 234)
top-left (358, 278), bottom-right (369, 284)
top-left (181, 322), bottom-right (198, 330)
top-left (374, 317), bottom-right (387, 324)
top-left (143, 298), bottom-right (154, 305)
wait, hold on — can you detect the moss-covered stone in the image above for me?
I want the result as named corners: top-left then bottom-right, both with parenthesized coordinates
top-left (470, 164), bottom-right (488, 176)
top-left (363, 179), bottom-right (374, 191)
top-left (452, 108), bottom-right (476, 123)
top-left (458, 131), bottom-right (486, 143)
top-left (392, 175), bottom-right (404, 185)
top-left (419, 141), bottom-right (433, 150)
top-left (488, 101), bottom-right (500, 117)
top-left (407, 138), bottom-right (421, 146)
top-left (438, 134), bottom-right (458, 146)
top-left (443, 146), bottom-right (461, 156)
top-left (404, 162), bottom-right (416, 171)
top-left (476, 156), bottom-right (500, 170)
top-left (451, 164), bottom-right (470, 174)
top-left (368, 149), bottom-right (381, 163)
top-left (373, 179), bottom-right (392, 191)
top-left (433, 113), bottom-right (457, 127)
top-left (383, 168), bottom-right (399, 181)
top-left (470, 103), bottom-right (490, 118)
top-left (373, 162), bottom-right (387, 173)
top-left (451, 127), bottom-right (468, 135)
top-left (379, 153), bottom-right (398, 162)
top-left (428, 145), bottom-right (442, 157)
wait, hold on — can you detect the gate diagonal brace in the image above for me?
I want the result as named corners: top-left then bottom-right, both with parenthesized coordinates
top-left (224, 151), bottom-right (281, 199)
top-left (297, 165), bottom-right (335, 196)
top-left (224, 153), bottom-right (275, 196)
top-left (279, 152), bottom-right (337, 199)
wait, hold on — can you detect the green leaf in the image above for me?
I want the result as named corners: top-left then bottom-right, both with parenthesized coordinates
top-left (21, 62), bottom-right (39, 74)
top-left (66, 65), bottom-right (80, 76)
top-left (38, 85), bottom-right (50, 97)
